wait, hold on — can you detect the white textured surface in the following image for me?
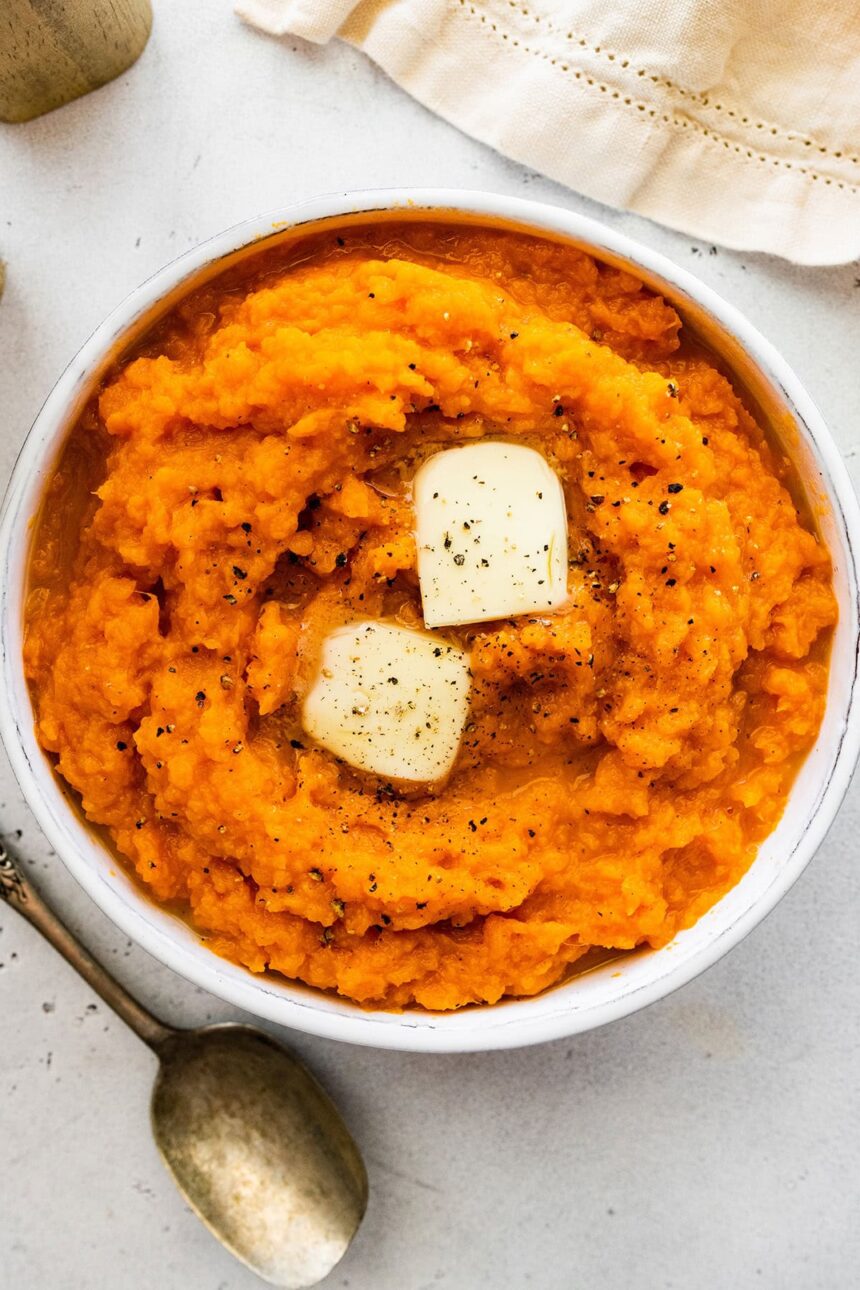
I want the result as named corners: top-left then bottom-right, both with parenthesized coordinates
top-left (1, 6), bottom-right (859, 1289)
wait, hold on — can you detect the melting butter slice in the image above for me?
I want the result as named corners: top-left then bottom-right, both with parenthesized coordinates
top-left (302, 621), bottom-right (470, 782)
top-left (414, 442), bottom-right (569, 628)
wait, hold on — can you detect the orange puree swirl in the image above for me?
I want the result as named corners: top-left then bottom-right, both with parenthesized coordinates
top-left (24, 223), bottom-right (836, 1009)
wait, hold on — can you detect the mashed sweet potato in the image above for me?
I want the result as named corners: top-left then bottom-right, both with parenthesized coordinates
top-left (24, 219), bottom-right (836, 1010)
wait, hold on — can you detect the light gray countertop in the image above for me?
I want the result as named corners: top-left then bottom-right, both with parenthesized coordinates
top-left (1, 7), bottom-right (859, 1289)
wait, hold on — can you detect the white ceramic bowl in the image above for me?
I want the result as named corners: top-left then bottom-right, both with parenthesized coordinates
top-left (2, 190), bottom-right (859, 1052)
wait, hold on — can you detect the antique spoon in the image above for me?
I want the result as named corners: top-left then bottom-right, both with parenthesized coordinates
top-left (0, 841), bottom-right (367, 1288)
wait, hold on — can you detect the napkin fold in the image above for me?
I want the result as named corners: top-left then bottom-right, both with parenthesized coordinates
top-left (237, 0), bottom-right (860, 265)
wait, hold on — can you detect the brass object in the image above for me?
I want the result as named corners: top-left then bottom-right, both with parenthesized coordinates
top-left (0, 0), bottom-right (153, 123)
top-left (0, 841), bottom-right (367, 1287)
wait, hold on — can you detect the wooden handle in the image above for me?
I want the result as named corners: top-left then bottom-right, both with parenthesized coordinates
top-left (0, 0), bottom-right (153, 123)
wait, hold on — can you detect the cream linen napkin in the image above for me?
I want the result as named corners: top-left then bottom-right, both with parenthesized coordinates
top-left (236, 0), bottom-right (860, 265)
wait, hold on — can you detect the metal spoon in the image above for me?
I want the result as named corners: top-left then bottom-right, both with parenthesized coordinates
top-left (0, 841), bottom-right (368, 1288)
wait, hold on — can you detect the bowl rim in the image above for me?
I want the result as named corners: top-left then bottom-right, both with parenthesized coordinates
top-left (2, 187), bottom-right (859, 1052)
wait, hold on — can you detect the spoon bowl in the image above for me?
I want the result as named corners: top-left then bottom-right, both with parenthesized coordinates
top-left (152, 1024), bottom-right (367, 1288)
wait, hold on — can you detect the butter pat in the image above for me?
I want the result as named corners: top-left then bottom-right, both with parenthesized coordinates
top-left (302, 621), bottom-right (470, 782)
top-left (414, 442), bottom-right (569, 628)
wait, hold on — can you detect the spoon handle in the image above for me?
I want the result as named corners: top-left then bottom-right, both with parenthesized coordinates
top-left (0, 840), bottom-right (173, 1050)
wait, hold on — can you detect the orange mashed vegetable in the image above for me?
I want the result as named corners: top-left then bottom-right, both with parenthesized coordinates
top-left (25, 220), bottom-right (836, 1010)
